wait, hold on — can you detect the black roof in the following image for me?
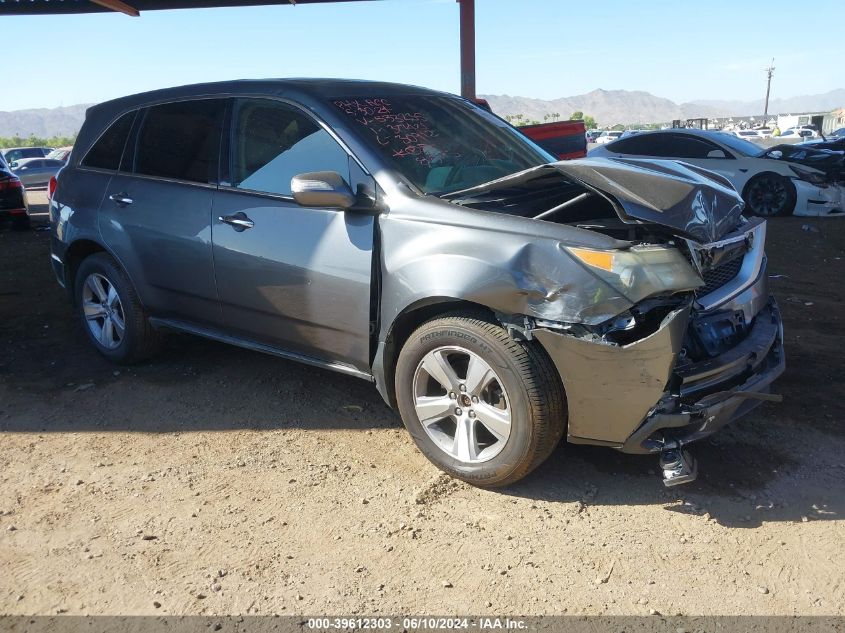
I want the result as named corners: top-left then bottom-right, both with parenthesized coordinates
top-left (0, 0), bottom-right (374, 16)
top-left (86, 78), bottom-right (447, 116)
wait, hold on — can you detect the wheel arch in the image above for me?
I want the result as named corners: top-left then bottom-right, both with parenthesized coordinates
top-left (374, 296), bottom-right (497, 408)
top-left (64, 239), bottom-right (146, 310)
top-left (64, 239), bottom-right (108, 305)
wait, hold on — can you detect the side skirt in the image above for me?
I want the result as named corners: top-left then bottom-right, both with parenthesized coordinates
top-left (148, 317), bottom-right (374, 382)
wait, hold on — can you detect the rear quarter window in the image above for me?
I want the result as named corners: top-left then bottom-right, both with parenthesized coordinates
top-left (81, 111), bottom-right (136, 171)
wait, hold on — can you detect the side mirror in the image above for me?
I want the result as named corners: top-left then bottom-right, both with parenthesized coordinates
top-left (9, 161), bottom-right (19, 169)
top-left (706, 149), bottom-right (726, 159)
top-left (291, 171), bottom-right (355, 210)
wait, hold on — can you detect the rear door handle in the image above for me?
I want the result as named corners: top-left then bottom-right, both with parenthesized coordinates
top-left (219, 212), bottom-right (254, 231)
top-left (109, 192), bottom-right (133, 206)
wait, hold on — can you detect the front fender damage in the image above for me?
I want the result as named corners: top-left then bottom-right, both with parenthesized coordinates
top-left (533, 302), bottom-right (691, 445)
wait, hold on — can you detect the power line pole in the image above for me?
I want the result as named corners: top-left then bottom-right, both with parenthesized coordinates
top-left (763, 58), bottom-right (775, 124)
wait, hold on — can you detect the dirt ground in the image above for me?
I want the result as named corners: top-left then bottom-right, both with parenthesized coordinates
top-left (1, 192), bottom-right (843, 617)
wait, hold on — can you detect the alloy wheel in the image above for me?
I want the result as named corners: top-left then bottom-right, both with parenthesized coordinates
top-left (81, 273), bottom-right (126, 350)
top-left (746, 175), bottom-right (788, 216)
top-left (412, 346), bottom-right (511, 464)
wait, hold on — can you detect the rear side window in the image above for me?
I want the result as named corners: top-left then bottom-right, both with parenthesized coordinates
top-left (607, 134), bottom-right (660, 155)
top-left (134, 99), bottom-right (226, 184)
top-left (82, 111), bottom-right (136, 171)
top-left (230, 98), bottom-right (349, 197)
top-left (660, 135), bottom-right (722, 159)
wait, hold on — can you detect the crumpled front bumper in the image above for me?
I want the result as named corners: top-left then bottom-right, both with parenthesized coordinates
top-left (620, 298), bottom-right (784, 453)
top-left (533, 293), bottom-right (784, 454)
top-left (794, 179), bottom-right (843, 217)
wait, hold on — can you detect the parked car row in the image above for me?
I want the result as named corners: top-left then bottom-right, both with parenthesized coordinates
top-left (0, 152), bottom-right (30, 230)
top-left (588, 128), bottom-right (842, 217)
top-left (0, 146), bottom-right (53, 164)
top-left (0, 145), bottom-right (73, 190)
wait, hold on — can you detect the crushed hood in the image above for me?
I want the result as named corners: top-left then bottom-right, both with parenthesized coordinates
top-left (448, 157), bottom-right (746, 243)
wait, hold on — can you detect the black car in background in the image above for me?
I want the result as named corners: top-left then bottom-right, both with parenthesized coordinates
top-left (0, 153), bottom-right (30, 230)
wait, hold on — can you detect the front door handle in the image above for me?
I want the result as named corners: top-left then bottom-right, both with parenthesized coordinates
top-left (109, 192), bottom-right (133, 206)
top-left (219, 212), bottom-right (254, 231)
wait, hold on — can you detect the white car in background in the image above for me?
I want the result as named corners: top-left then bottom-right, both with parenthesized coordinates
top-left (733, 129), bottom-right (763, 141)
top-left (594, 130), bottom-right (623, 144)
top-left (588, 128), bottom-right (842, 217)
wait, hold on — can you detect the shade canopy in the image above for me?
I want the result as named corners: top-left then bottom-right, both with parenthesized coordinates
top-left (0, 0), bottom-right (477, 99)
top-left (0, 0), bottom-right (372, 16)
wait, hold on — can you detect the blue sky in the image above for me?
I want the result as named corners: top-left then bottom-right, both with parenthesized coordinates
top-left (2, 0), bottom-right (843, 111)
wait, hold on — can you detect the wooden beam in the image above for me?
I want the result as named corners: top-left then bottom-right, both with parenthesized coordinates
top-left (89, 0), bottom-right (140, 16)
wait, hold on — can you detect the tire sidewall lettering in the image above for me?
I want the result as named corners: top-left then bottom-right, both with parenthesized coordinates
top-left (419, 329), bottom-right (493, 356)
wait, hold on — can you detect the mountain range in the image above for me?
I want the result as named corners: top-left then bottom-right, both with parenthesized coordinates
top-left (1, 88), bottom-right (843, 137)
top-left (0, 103), bottom-right (92, 138)
top-left (481, 88), bottom-right (845, 126)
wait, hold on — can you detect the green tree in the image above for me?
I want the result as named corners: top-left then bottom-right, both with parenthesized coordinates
top-left (0, 133), bottom-right (77, 149)
top-left (570, 111), bottom-right (597, 129)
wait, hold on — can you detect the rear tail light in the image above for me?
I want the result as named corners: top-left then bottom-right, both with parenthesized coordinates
top-left (0, 178), bottom-right (23, 191)
top-left (48, 175), bottom-right (58, 200)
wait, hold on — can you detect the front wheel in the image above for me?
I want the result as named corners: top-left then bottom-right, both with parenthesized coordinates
top-left (743, 173), bottom-right (797, 217)
top-left (395, 313), bottom-right (566, 488)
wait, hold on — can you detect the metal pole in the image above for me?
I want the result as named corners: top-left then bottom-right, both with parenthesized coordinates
top-left (457, 0), bottom-right (476, 99)
top-left (763, 58), bottom-right (775, 124)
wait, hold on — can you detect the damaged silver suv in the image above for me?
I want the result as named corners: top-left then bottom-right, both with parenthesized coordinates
top-left (50, 80), bottom-right (784, 487)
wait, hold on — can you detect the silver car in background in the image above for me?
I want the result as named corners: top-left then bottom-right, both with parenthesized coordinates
top-left (49, 80), bottom-right (784, 488)
top-left (10, 157), bottom-right (65, 188)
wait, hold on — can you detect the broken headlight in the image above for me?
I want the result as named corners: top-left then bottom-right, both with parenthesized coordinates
top-left (565, 244), bottom-right (703, 303)
top-left (789, 164), bottom-right (828, 186)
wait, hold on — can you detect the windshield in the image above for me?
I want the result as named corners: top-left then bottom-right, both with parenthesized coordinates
top-left (712, 132), bottom-right (763, 157)
top-left (331, 95), bottom-right (553, 195)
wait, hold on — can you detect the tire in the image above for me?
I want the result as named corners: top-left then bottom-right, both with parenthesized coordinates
top-left (74, 253), bottom-right (161, 364)
top-left (11, 214), bottom-right (30, 231)
top-left (743, 173), bottom-right (797, 217)
top-left (395, 313), bottom-right (566, 488)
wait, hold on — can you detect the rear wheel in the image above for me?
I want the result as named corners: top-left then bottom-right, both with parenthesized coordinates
top-left (743, 173), bottom-right (796, 217)
top-left (74, 253), bottom-right (161, 364)
top-left (395, 313), bottom-right (566, 488)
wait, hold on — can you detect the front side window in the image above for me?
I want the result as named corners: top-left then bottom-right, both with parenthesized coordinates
top-left (81, 110), bottom-right (136, 171)
top-left (331, 95), bottom-right (552, 194)
top-left (712, 132), bottom-right (762, 157)
top-left (134, 99), bottom-right (226, 184)
top-left (231, 98), bottom-right (350, 197)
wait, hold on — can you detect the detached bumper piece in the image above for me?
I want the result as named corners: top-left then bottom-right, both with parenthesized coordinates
top-left (660, 440), bottom-right (698, 487)
top-left (622, 298), bottom-right (784, 455)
